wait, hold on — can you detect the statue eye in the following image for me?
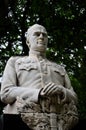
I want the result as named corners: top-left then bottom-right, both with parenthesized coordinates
top-left (34, 32), bottom-right (47, 37)
top-left (42, 33), bottom-right (47, 37)
top-left (34, 32), bottom-right (40, 36)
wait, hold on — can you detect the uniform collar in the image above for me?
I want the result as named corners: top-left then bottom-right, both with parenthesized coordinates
top-left (29, 51), bottom-right (46, 61)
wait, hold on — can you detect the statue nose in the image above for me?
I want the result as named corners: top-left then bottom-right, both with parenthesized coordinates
top-left (39, 33), bottom-right (44, 38)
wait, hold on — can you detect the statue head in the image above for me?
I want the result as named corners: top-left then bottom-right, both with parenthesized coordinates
top-left (25, 24), bottom-right (48, 53)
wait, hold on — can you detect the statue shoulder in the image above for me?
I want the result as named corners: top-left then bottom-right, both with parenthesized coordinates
top-left (7, 56), bottom-right (22, 63)
top-left (7, 56), bottom-right (27, 66)
top-left (15, 56), bottom-right (30, 64)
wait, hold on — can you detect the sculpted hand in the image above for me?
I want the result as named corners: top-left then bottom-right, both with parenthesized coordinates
top-left (40, 82), bottom-right (65, 97)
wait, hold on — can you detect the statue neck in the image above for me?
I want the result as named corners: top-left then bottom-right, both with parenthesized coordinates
top-left (29, 50), bottom-right (46, 59)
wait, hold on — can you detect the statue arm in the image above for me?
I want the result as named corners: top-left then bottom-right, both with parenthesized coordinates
top-left (1, 57), bottom-right (40, 104)
top-left (62, 72), bottom-right (78, 104)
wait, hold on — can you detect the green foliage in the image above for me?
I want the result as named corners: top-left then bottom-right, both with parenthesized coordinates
top-left (70, 75), bottom-right (86, 119)
top-left (0, 0), bottom-right (86, 119)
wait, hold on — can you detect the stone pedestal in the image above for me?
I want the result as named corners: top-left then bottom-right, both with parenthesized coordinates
top-left (16, 97), bottom-right (78, 130)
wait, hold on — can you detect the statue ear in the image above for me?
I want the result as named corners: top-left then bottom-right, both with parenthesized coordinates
top-left (26, 40), bottom-right (30, 48)
top-left (26, 40), bottom-right (29, 45)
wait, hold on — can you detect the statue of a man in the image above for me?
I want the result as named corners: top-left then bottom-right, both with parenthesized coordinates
top-left (1, 24), bottom-right (78, 130)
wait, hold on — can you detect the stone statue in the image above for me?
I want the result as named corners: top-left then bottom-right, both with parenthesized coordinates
top-left (1, 24), bottom-right (78, 130)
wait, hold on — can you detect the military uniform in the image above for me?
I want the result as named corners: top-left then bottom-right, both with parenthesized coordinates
top-left (1, 55), bottom-right (78, 130)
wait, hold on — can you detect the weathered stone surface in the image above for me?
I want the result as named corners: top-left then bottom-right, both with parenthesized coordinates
top-left (16, 97), bottom-right (78, 130)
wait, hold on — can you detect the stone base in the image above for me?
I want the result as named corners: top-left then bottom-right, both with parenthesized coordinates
top-left (0, 114), bottom-right (86, 130)
top-left (71, 119), bottom-right (86, 130)
top-left (16, 98), bottom-right (79, 130)
top-left (1, 114), bottom-right (31, 130)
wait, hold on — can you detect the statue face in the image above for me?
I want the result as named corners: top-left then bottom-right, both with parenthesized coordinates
top-left (28, 25), bottom-right (48, 52)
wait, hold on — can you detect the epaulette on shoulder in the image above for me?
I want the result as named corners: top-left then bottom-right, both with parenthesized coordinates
top-left (49, 61), bottom-right (61, 68)
top-left (57, 64), bottom-right (66, 75)
top-left (9, 56), bottom-right (23, 62)
top-left (15, 56), bottom-right (29, 64)
top-left (7, 56), bottom-right (27, 65)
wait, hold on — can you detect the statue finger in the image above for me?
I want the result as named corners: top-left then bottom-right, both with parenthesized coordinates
top-left (41, 82), bottom-right (53, 94)
top-left (45, 85), bottom-right (57, 95)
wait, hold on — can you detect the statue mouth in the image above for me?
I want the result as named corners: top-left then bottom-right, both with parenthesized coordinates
top-left (37, 39), bottom-right (43, 43)
top-left (37, 39), bottom-right (46, 46)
